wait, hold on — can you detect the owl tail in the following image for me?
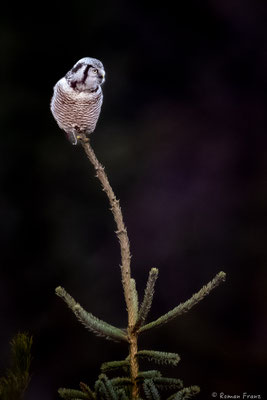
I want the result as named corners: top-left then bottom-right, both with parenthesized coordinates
top-left (65, 130), bottom-right (78, 145)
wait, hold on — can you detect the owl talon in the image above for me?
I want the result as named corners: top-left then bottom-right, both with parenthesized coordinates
top-left (76, 134), bottom-right (89, 143)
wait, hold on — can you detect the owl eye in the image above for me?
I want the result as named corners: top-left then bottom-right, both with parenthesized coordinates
top-left (92, 68), bottom-right (98, 74)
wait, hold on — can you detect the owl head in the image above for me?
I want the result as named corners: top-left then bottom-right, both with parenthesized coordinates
top-left (65, 57), bottom-right (105, 93)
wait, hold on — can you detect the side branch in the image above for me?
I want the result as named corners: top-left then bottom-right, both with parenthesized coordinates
top-left (133, 268), bottom-right (159, 332)
top-left (139, 271), bottom-right (226, 333)
top-left (79, 134), bottom-right (134, 326)
top-left (56, 286), bottom-right (128, 343)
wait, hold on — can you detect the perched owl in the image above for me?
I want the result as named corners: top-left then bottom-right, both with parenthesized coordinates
top-left (50, 57), bottom-right (105, 145)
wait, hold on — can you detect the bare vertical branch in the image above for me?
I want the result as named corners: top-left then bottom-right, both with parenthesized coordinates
top-left (79, 134), bottom-right (134, 325)
top-left (79, 133), bottom-right (139, 397)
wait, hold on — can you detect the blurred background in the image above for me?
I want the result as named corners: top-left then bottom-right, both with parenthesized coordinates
top-left (0, 1), bottom-right (266, 399)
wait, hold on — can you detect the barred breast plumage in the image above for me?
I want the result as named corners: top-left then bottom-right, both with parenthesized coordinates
top-left (50, 57), bottom-right (105, 145)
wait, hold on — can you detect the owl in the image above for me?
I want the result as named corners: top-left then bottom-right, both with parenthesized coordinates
top-left (50, 57), bottom-right (105, 145)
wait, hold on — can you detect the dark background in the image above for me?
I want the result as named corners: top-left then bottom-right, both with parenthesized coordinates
top-left (0, 1), bottom-right (266, 399)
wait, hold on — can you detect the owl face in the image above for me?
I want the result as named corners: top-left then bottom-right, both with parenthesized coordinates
top-left (65, 57), bottom-right (105, 93)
